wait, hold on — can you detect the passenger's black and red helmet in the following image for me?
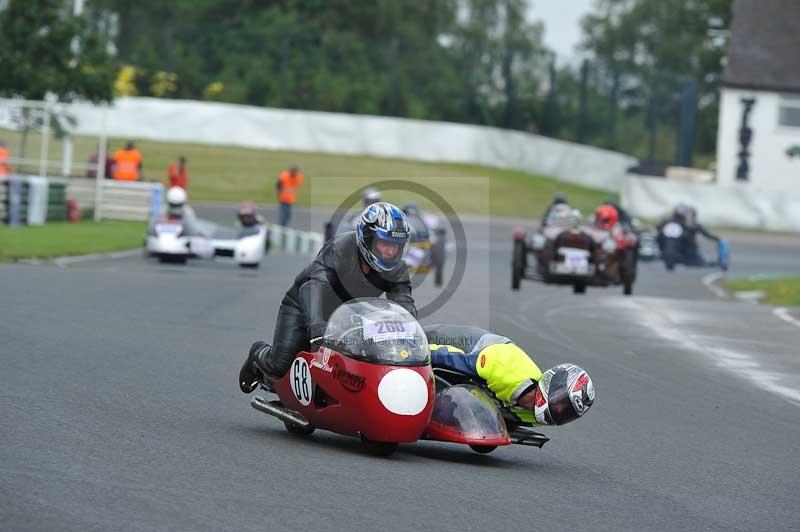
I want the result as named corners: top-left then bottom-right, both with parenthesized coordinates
top-left (534, 364), bottom-right (595, 426)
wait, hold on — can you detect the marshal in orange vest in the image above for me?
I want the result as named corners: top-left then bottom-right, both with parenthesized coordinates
top-left (277, 168), bottom-right (304, 204)
top-left (113, 146), bottom-right (142, 181)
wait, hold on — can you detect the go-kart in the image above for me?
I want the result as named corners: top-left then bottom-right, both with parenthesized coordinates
top-left (324, 207), bottom-right (447, 287)
top-left (248, 298), bottom-right (548, 456)
top-left (146, 206), bottom-right (268, 268)
top-left (657, 221), bottom-right (729, 271)
top-left (512, 220), bottom-right (638, 295)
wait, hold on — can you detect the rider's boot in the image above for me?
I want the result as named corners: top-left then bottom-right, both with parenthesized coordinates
top-left (239, 341), bottom-right (275, 393)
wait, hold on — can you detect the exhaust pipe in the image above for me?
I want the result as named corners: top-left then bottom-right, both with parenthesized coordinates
top-left (250, 396), bottom-right (312, 429)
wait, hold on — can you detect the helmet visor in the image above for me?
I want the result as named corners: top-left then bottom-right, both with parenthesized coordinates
top-left (369, 229), bottom-right (408, 270)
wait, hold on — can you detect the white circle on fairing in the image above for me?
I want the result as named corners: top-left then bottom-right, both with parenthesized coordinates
top-left (378, 369), bottom-right (428, 416)
top-left (663, 222), bottom-right (684, 238)
top-left (289, 357), bottom-right (313, 406)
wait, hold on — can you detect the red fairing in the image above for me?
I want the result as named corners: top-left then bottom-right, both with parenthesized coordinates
top-left (424, 420), bottom-right (511, 446)
top-left (273, 349), bottom-right (435, 443)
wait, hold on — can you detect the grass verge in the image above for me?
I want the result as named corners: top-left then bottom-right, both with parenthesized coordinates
top-left (2, 128), bottom-right (614, 218)
top-left (0, 221), bottom-right (146, 262)
top-left (723, 275), bottom-right (800, 307)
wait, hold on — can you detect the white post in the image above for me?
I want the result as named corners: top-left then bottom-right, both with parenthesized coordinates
top-left (62, 136), bottom-right (73, 177)
top-left (39, 106), bottom-right (50, 178)
top-left (94, 107), bottom-right (108, 221)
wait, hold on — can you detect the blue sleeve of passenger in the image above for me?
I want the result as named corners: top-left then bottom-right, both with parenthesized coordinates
top-left (430, 346), bottom-right (480, 378)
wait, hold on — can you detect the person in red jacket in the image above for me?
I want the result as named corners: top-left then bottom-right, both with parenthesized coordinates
top-left (167, 156), bottom-right (188, 191)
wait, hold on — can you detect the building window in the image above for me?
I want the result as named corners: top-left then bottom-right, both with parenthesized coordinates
top-left (778, 97), bottom-right (800, 128)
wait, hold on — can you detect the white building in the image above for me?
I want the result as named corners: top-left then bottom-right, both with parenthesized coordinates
top-left (716, 0), bottom-right (800, 192)
top-left (623, 0), bottom-right (800, 231)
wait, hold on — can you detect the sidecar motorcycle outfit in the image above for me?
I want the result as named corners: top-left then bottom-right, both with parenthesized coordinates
top-left (239, 202), bottom-right (415, 393)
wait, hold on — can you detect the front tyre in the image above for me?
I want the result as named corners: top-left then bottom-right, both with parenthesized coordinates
top-left (621, 249), bottom-right (636, 296)
top-left (512, 239), bottom-right (525, 291)
top-left (469, 444), bottom-right (497, 454)
top-left (573, 282), bottom-right (587, 294)
top-left (360, 436), bottom-right (398, 457)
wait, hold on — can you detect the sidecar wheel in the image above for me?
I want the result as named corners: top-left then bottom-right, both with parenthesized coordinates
top-left (469, 445), bottom-right (497, 454)
top-left (360, 436), bottom-right (398, 457)
top-left (284, 421), bottom-right (315, 436)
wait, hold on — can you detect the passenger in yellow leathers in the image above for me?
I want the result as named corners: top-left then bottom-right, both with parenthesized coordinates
top-left (424, 324), bottom-right (595, 426)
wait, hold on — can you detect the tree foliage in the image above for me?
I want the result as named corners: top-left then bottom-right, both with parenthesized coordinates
top-left (579, 0), bottom-right (733, 158)
top-left (0, 0), bottom-right (115, 102)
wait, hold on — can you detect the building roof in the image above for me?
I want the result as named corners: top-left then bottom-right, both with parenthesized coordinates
top-left (724, 0), bottom-right (800, 93)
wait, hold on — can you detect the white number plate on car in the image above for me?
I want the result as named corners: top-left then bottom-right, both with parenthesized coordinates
top-left (156, 223), bottom-right (181, 234)
top-left (552, 248), bottom-right (591, 275)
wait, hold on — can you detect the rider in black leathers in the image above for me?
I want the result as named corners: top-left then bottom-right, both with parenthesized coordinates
top-left (657, 204), bottom-right (720, 265)
top-left (240, 202), bottom-right (415, 392)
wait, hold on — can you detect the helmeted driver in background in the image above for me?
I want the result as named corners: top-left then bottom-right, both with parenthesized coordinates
top-left (164, 186), bottom-right (196, 221)
top-left (594, 204), bottom-right (620, 232)
top-left (658, 203), bottom-right (720, 265)
top-left (425, 324), bottom-right (595, 426)
top-left (361, 187), bottom-right (382, 208)
top-left (541, 193), bottom-right (569, 227)
top-left (240, 202), bottom-right (416, 391)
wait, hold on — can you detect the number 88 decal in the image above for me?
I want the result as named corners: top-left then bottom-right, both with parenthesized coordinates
top-left (290, 357), bottom-right (313, 406)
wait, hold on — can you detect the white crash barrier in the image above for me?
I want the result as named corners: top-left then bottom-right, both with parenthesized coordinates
top-left (26, 176), bottom-right (49, 225)
top-left (63, 97), bottom-right (636, 192)
top-left (621, 173), bottom-right (800, 231)
top-left (266, 223), bottom-right (324, 256)
top-left (67, 179), bottom-right (162, 222)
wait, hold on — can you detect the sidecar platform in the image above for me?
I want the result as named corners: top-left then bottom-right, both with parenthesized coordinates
top-left (509, 426), bottom-right (549, 448)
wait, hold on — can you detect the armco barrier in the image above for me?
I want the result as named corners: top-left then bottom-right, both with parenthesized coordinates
top-left (66, 179), bottom-right (162, 222)
top-left (265, 223), bottom-right (324, 256)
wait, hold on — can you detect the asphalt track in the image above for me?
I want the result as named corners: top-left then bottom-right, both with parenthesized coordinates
top-left (2, 204), bottom-right (799, 532)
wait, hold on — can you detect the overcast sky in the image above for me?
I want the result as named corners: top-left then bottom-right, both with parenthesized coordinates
top-left (527, 0), bottom-right (596, 60)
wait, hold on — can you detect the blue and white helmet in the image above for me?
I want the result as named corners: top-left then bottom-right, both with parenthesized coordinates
top-left (356, 202), bottom-right (411, 272)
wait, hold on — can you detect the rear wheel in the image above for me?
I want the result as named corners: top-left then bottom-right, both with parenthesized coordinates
top-left (573, 282), bottom-right (587, 294)
top-left (512, 239), bottom-right (525, 291)
top-left (284, 421), bottom-right (315, 436)
top-left (469, 445), bottom-right (497, 454)
top-left (432, 239), bottom-right (445, 287)
top-left (239, 262), bottom-right (260, 269)
top-left (360, 436), bottom-right (398, 457)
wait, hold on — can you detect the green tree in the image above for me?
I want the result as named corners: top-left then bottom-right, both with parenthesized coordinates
top-left (0, 0), bottom-right (115, 102)
top-left (579, 0), bottom-right (733, 160)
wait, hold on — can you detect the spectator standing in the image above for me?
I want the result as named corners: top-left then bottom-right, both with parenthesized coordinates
top-left (0, 140), bottom-right (11, 178)
top-left (113, 141), bottom-right (143, 181)
top-left (276, 164), bottom-right (303, 227)
top-left (167, 156), bottom-right (188, 191)
top-left (87, 146), bottom-right (114, 179)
